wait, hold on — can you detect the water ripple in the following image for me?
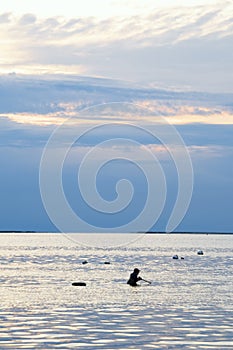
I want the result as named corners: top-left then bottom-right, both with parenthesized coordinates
top-left (0, 234), bottom-right (233, 348)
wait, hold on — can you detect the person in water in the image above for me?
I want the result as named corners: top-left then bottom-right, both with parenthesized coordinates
top-left (127, 268), bottom-right (142, 286)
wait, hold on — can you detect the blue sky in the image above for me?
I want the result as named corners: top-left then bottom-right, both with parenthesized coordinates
top-left (0, 1), bottom-right (233, 232)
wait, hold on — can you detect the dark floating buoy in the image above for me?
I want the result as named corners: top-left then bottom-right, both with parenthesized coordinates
top-left (104, 261), bottom-right (111, 264)
top-left (172, 254), bottom-right (179, 259)
top-left (82, 260), bottom-right (88, 264)
top-left (181, 257), bottom-right (184, 260)
top-left (197, 250), bottom-right (204, 255)
top-left (72, 282), bottom-right (86, 286)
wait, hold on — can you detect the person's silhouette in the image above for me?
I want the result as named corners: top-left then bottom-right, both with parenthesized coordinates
top-left (127, 268), bottom-right (142, 286)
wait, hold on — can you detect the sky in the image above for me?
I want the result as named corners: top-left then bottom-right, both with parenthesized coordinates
top-left (0, 1), bottom-right (220, 18)
top-left (0, 1), bottom-right (233, 233)
top-left (1, 0), bottom-right (233, 91)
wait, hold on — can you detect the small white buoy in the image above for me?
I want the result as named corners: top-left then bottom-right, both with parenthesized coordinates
top-left (197, 250), bottom-right (204, 255)
top-left (172, 254), bottom-right (179, 259)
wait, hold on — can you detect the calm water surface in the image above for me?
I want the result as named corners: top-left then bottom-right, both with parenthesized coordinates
top-left (0, 233), bottom-right (232, 349)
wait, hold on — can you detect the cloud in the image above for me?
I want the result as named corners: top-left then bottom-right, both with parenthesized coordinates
top-left (0, 2), bottom-right (233, 91)
top-left (1, 75), bottom-right (233, 154)
top-left (0, 74), bottom-right (232, 232)
top-left (0, 12), bottom-right (11, 23)
top-left (0, 3), bottom-right (233, 232)
top-left (18, 13), bottom-right (37, 25)
top-left (1, 74), bottom-right (233, 133)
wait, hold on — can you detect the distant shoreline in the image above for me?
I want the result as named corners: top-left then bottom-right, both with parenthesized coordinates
top-left (0, 231), bottom-right (233, 235)
top-left (146, 231), bottom-right (233, 235)
top-left (0, 231), bottom-right (37, 233)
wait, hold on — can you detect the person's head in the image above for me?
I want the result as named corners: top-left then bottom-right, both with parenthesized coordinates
top-left (134, 268), bottom-right (140, 275)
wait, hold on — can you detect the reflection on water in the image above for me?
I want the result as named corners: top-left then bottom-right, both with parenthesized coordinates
top-left (0, 233), bottom-right (233, 349)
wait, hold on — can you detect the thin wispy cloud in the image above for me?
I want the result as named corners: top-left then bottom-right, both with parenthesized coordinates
top-left (0, 75), bottom-right (232, 149)
top-left (1, 75), bottom-right (233, 129)
top-left (0, 1), bottom-right (233, 91)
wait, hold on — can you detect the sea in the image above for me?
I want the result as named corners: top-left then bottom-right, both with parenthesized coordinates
top-left (0, 233), bottom-right (232, 349)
